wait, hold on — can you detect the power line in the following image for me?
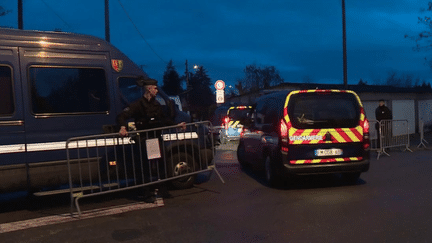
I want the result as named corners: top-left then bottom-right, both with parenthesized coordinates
top-left (39, 0), bottom-right (73, 30)
top-left (117, 0), bottom-right (167, 64)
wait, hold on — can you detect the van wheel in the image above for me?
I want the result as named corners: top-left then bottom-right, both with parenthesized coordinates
top-left (237, 141), bottom-right (248, 169)
top-left (167, 152), bottom-right (196, 189)
top-left (342, 172), bottom-right (361, 184)
top-left (265, 156), bottom-right (280, 187)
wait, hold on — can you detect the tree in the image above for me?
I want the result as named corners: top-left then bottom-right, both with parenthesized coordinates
top-left (405, 2), bottom-right (432, 68)
top-left (236, 64), bottom-right (284, 93)
top-left (357, 79), bottom-right (367, 85)
top-left (161, 60), bottom-right (183, 96)
top-left (385, 71), bottom-right (401, 87)
top-left (0, 6), bottom-right (11, 17)
top-left (235, 81), bottom-right (245, 95)
top-left (0, 6), bottom-right (12, 29)
top-left (384, 71), bottom-right (417, 88)
top-left (187, 66), bottom-right (215, 120)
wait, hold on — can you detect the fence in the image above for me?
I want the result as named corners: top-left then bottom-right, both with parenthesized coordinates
top-left (66, 121), bottom-right (224, 217)
top-left (376, 119), bottom-right (412, 160)
top-left (418, 120), bottom-right (429, 149)
top-left (369, 119), bottom-right (380, 151)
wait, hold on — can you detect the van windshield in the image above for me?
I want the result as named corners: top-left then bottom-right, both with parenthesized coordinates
top-left (287, 92), bottom-right (360, 129)
top-left (118, 77), bottom-right (143, 105)
top-left (228, 108), bottom-right (250, 121)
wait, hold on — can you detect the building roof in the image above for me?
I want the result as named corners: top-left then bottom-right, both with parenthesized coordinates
top-left (233, 82), bottom-right (432, 98)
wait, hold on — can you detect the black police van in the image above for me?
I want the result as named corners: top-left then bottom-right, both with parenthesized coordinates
top-left (0, 28), bottom-right (210, 193)
top-left (237, 89), bottom-right (370, 187)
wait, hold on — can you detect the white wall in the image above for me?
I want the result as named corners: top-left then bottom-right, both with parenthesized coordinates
top-left (362, 101), bottom-right (380, 121)
top-left (418, 100), bottom-right (432, 132)
top-left (392, 100), bottom-right (415, 135)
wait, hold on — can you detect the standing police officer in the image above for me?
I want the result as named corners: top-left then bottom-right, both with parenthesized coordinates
top-left (117, 77), bottom-right (185, 202)
top-left (117, 77), bottom-right (185, 135)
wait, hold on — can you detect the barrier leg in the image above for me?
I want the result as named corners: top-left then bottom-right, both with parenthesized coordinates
top-left (208, 165), bottom-right (225, 184)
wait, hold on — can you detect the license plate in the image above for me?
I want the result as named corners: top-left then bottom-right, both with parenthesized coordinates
top-left (315, 148), bottom-right (343, 156)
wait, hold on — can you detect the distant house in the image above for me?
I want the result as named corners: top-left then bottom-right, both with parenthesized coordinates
top-left (226, 82), bottom-right (432, 134)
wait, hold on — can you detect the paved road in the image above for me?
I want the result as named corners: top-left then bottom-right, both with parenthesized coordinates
top-left (1, 141), bottom-right (432, 242)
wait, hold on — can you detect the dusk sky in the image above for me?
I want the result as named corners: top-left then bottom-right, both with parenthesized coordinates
top-left (1, 0), bottom-right (431, 92)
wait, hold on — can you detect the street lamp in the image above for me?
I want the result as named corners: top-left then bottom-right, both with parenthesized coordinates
top-left (193, 64), bottom-right (199, 72)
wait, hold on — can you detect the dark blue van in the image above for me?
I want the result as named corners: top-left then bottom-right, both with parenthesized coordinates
top-left (0, 28), bottom-right (203, 193)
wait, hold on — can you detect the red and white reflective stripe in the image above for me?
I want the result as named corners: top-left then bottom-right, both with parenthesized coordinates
top-left (290, 157), bottom-right (363, 164)
top-left (0, 139), bottom-right (134, 154)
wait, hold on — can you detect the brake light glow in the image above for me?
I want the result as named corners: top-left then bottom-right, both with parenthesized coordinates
top-left (363, 118), bottom-right (369, 134)
top-left (280, 119), bottom-right (289, 152)
top-left (280, 119), bottom-right (288, 138)
top-left (224, 117), bottom-right (230, 129)
top-left (362, 115), bottom-right (370, 150)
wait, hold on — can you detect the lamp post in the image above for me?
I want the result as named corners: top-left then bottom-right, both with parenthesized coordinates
top-left (342, 0), bottom-right (348, 90)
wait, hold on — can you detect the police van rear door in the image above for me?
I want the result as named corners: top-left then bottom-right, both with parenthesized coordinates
top-left (19, 47), bottom-right (114, 164)
top-left (0, 47), bottom-right (27, 191)
top-left (285, 90), bottom-right (365, 165)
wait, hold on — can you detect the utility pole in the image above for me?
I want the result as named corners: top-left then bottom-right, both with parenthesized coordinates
top-left (105, 0), bottom-right (110, 42)
top-left (18, 0), bottom-right (23, 29)
top-left (342, 0), bottom-right (348, 89)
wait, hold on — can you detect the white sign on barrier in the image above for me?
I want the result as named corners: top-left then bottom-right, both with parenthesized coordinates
top-left (146, 138), bottom-right (161, 159)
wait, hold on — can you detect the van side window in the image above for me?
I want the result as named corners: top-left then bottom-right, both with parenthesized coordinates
top-left (0, 66), bottom-right (14, 116)
top-left (118, 77), bottom-right (143, 105)
top-left (29, 67), bottom-right (109, 114)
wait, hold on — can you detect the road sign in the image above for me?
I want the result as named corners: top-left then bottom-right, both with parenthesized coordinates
top-left (216, 90), bottom-right (224, 103)
top-left (215, 80), bottom-right (225, 90)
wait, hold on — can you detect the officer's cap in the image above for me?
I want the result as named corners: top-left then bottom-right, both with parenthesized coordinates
top-left (136, 77), bottom-right (158, 86)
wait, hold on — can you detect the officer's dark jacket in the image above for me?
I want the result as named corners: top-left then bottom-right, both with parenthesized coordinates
top-left (375, 105), bottom-right (392, 121)
top-left (116, 96), bottom-right (175, 131)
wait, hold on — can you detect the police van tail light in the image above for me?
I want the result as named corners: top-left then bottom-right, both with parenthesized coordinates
top-left (363, 118), bottom-right (370, 150)
top-left (280, 119), bottom-right (290, 152)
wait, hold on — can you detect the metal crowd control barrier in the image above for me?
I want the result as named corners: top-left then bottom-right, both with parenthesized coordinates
top-left (369, 119), bottom-right (380, 151)
top-left (66, 121), bottom-right (224, 217)
top-left (377, 119), bottom-right (412, 160)
top-left (418, 120), bottom-right (429, 149)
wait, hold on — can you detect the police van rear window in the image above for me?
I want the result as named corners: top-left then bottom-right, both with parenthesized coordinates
top-left (287, 92), bottom-right (360, 129)
top-left (228, 108), bottom-right (250, 121)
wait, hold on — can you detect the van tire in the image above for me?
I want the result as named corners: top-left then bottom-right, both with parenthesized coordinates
top-left (264, 156), bottom-right (280, 187)
top-left (167, 152), bottom-right (196, 189)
